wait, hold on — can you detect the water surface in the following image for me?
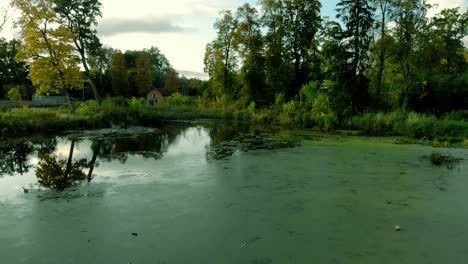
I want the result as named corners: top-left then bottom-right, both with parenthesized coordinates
top-left (0, 124), bottom-right (467, 264)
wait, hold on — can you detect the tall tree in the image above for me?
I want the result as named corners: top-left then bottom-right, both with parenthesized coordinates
top-left (261, 0), bottom-right (322, 98)
top-left (0, 38), bottom-right (30, 98)
top-left (204, 10), bottom-right (238, 102)
top-left (392, 0), bottom-right (430, 109)
top-left (283, 0), bottom-right (322, 94)
top-left (12, 0), bottom-right (83, 111)
top-left (110, 51), bottom-right (128, 96)
top-left (144, 47), bottom-right (171, 88)
top-left (164, 68), bottom-right (181, 94)
top-left (261, 0), bottom-right (291, 98)
top-left (54, 0), bottom-right (102, 102)
top-left (372, 0), bottom-right (396, 97)
top-left (336, 0), bottom-right (375, 77)
top-left (88, 46), bottom-right (114, 96)
top-left (234, 3), bottom-right (266, 105)
top-left (430, 8), bottom-right (468, 74)
top-left (135, 52), bottom-right (153, 97)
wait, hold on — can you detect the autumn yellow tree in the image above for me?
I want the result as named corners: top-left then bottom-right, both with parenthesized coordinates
top-left (12, 0), bottom-right (83, 111)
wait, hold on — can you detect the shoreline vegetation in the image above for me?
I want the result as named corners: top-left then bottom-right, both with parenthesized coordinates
top-left (2, 1), bottom-right (467, 151)
top-left (1, 96), bottom-right (467, 147)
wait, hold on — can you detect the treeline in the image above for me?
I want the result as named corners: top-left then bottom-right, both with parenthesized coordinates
top-left (204, 0), bottom-right (468, 115)
top-left (88, 47), bottom-right (206, 98)
top-left (3, 0), bottom-right (206, 108)
top-left (0, 38), bottom-right (31, 100)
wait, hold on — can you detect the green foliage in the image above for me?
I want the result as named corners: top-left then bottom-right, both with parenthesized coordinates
top-left (7, 87), bottom-right (22, 101)
top-left (278, 100), bottom-right (298, 126)
top-left (129, 97), bottom-right (149, 110)
top-left (261, 0), bottom-right (322, 97)
top-left (77, 100), bottom-right (101, 115)
top-left (164, 69), bottom-right (181, 94)
top-left (135, 53), bottom-right (153, 96)
top-left (54, 0), bottom-right (103, 101)
top-left (144, 46), bottom-right (172, 88)
top-left (111, 51), bottom-right (129, 96)
top-left (234, 4), bottom-right (267, 105)
top-left (13, 0), bottom-right (84, 102)
top-left (165, 93), bottom-right (192, 106)
top-left (346, 111), bottom-right (468, 139)
top-left (336, 0), bottom-right (375, 76)
top-left (301, 81), bottom-right (320, 108)
top-left (0, 39), bottom-right (29, 99)
top-left (204, 10), bottom-right (239, 102)
top-left (246, 101), bottom-right (256, 117)
top-left (311, 93), bottom-right (338, 131)
top-left (442, 111), bottom-right (468, 121)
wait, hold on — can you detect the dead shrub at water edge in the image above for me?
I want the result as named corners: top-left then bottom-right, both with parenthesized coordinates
top-left (429, 151), bottom-right (463, 166)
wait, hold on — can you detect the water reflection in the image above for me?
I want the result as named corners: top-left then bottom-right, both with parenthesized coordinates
top-left (0, 124), bottom-right (300, 191)
top-left (36, 139), bottom-right (91, 191)
top-left (0, 137), bottom-right (57, 176)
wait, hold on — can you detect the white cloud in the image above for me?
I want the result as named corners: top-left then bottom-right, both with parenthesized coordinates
top-left (98, 17), bottom-right (196, 37)
top-left (99, 0), bottom-right (220, 19)
top-left (427, 0), bottom-right (467, 16)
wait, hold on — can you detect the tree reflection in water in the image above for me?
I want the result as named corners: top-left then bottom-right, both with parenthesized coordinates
top-left (34, 126), bottom-right (183, 191)
top-left (0, 137), bottom-right (57, 176)
top-left (1, 125), bottom-right (299, 192)
top-left (36, 139), bottom-right (91, 191)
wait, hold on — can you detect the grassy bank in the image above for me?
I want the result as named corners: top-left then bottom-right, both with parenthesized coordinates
top-left (0, 98), bottom-right (238, 138)
top-left (345, 112), bottom-right (468, 139)
top-left (1, 97), bottom-right (467, 145)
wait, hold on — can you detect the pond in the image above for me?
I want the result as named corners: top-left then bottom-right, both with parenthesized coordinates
top-left (0, 124), bottom-right (467, 264)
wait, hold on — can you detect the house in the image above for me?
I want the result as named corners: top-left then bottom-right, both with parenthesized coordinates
top-left (147, 89), bottom-right (169, 105)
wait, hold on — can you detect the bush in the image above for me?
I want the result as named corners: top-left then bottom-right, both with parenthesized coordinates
top-left (8, 87), bottom-right (22, 101)
top-left (0, 104), bottom-right (8, 112)
top-left (442, 110), bottom-right (468, 121)
top-left (313, 112), bottom-right (339, 132)
top-left (129, 97), bottom-right (149, 110)
top-left (405, 112), bottom-right (437, 138)
top-left (77, 100), bottom-right (101, 115)
top-left (278, 100), bottom-right (298, 127)
top-left (251, 108), bottom-right (274, 124)
top-left (310, 93), bottom-right (338, 131)
top-left (301, 81), bottom-right (320, 108)
top-left (166, 93), bottom-right (192, 106)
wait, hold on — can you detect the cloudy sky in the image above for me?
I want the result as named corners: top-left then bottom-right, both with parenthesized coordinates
top-left (0, 0), bottom-right (466, 79)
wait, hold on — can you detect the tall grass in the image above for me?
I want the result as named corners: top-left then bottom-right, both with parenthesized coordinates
top-left (346, 111), bottom-right (468, 139)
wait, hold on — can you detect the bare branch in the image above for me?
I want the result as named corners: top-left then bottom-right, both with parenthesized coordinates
top-left (0, 6), bottom-right (10, 31)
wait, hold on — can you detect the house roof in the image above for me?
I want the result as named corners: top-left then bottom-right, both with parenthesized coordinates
top-left (149, 88), bottom-right (171, 97)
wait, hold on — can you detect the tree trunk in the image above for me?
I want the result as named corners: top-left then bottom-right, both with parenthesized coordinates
top-left (376, 63), bottom-right (384, 98)
top-left (78, 45), bottom-right (100, 103)
top-left (376, 5), bottom-right (386, 98)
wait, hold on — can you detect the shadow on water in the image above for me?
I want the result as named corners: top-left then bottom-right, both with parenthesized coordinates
top-left (0, 124), bottom-right (301, 192)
